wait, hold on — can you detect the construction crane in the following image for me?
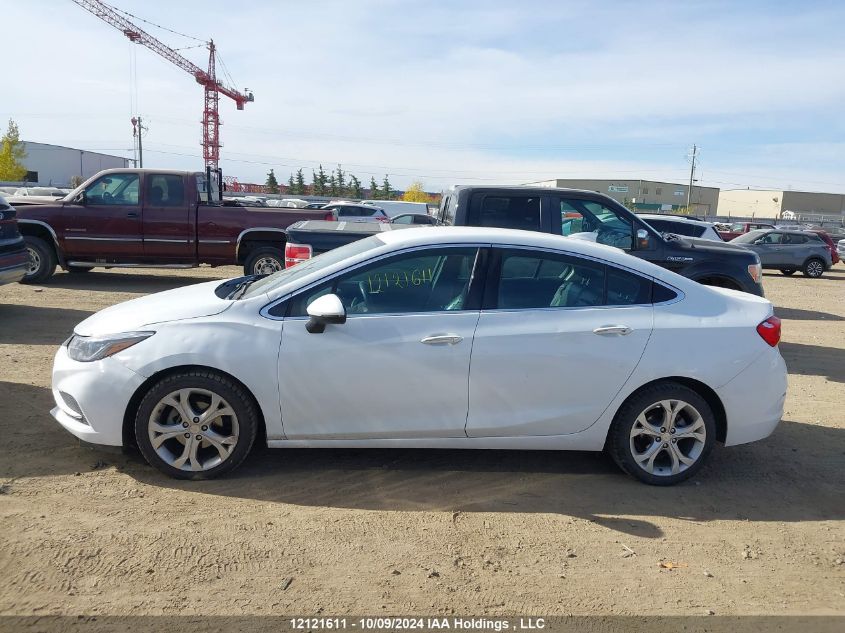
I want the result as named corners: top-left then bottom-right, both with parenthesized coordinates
top-left (71, 0), bottom-right (254, 170)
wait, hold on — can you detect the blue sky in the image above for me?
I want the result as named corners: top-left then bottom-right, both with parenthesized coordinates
top-left (4, 0), bottom-right (844, 192)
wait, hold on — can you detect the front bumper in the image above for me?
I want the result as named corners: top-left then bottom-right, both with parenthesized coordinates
top-left (717, 348), bottom-right (787, 446)
top-left (50, 344), bottom-right (146, 447)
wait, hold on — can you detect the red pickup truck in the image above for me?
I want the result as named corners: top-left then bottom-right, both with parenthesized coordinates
top-left (14, 168), bottom-right (332, 283)
top-left (717, 221), bottom-right (776, 241)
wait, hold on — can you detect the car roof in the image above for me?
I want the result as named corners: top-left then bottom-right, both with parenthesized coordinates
top-left (638, 214), bottom-right (712, 225)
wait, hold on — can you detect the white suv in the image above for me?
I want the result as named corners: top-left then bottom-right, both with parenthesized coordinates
top-left (638, 214), bottom-right (723, 241)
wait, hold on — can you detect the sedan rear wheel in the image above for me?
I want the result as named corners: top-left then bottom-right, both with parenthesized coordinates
top-left (608, 382), bottom-right (715, 485)
top-left (135, 371), bottom-right (259, 479)
top-left (780, 268), bottom-right (796, 276)
top-left (802, 258), bottom-right (825, 278)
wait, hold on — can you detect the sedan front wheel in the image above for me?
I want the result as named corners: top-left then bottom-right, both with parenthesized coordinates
top-left (608, 382), bottom-right (716, 485)
top-left (135, 370), bottom-right (259, 479)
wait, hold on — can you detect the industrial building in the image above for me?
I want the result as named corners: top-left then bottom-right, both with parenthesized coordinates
top-left (718, 189), bottom-right (845, 221)
top-left (17, 141), bottom-right (130, 188)
top-left (526, 178), bottom-right (721, 215)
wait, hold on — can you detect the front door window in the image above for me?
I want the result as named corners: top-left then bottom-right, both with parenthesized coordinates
top-left (85, 173), bottom-right (139, 206)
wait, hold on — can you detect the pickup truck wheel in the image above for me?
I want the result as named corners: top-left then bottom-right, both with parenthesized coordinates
top-left (21, 236), bottom-right (57, 284)
top-left (802, 258), bottom-right (825, 278)
top-left (244, 247), bottom-right (284, 276)
top-left (780, 268), bottom-right (796, 276)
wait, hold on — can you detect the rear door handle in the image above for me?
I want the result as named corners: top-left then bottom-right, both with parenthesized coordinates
top-left (593, 325), bottom-right (632, 336)
top-left (421, 334), bottom-right (463, 345)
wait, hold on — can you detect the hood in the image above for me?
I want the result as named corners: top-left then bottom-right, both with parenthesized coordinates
top-left (74, 279), bottom-right (232, 336)
top-left (665, 234), bottom-right (757, 259)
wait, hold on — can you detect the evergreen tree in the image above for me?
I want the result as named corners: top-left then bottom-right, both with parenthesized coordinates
top-left (317, 164), bottom-right (328, 196)
top-left (265, 169), bottom-right (279, 194)
top-left (311, 170), bottom-right (320, 196)
top-left (381, 174), bottom-right (393, 201)
top-left (287, 173), bottom-right (295, 193)
top-left (349, 175), bottom-right (363, 199)
top-left (0, 119), bottom-right (28, 182)
top-left (328, 173), bottom-right (338, 197)
top-left (335, 164), bottom-right (346, 197)
top-left (369, 176), bottom-right (380, 199)
top-left (295, 168), bottom-right (306, 195)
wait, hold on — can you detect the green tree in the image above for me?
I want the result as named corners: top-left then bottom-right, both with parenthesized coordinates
top-left (295, 168), bottom-right (306, 195)
top-left (381, 175), bottom-right (393, 201)
top-left (0, 119), bottom-right (27, 182)
top-left (328, 172), bottom-right (338, 197)
top-left (369, 176), bottom-right (380, 199)
top-left (265, 169), bottom-right (279, 194)
top-left (402, 181), bottom-right (429, 203)
top-left (316, 164), bottom-right (328, 196)
top-left (287, 173), bottom-right (295, 193)
top-left (349, 175), bottom-right (363, 199)
top-left (335, 164), bottom-right (346, 197)
top-left (311, 170), bottom-right (320, 196)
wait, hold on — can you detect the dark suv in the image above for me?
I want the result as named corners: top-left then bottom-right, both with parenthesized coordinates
top-left (0, 195), bottom-right (28, 285)
top-left (438, 187), bottom-right (764, 296)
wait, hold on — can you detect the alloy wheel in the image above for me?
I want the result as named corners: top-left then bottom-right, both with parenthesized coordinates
top-left (253, 256), bottom-right (282, 275)
top-left (26, 247), bottom-right (40, 275)
top-left (806, 260), bottom-right (823, 277)
top-left (629, 399), bottom-right (707, 477)
top-left (148, 388), bottom-right (240, 472)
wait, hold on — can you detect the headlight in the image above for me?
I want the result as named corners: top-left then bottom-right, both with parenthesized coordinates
top-left (67, 331), bottom-right (154, 362)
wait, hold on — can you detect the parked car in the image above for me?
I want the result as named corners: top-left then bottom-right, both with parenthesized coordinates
top-left (718, 221), bottom-right (776, 241)
top-left (838, 239), bottom-right (845, 262)
top-left (359, 199), bottom-right (429, 218)
top-left (284, 186), bottom-right (766, 296)
top-left (51, 226), bottom-right (786, 485)
top-left (730, 229), bottom-right (833, 277)
top-left (806, 229), bottom-right (840, 265)
top-left (14, 168), bottom-right (335, 283)
top-left (322, 202), bottom-right (390, 223)
top-left (638, 214), bottom-right (723, 241)
top-left (14, 187), bottom-right (66, 198)
top-left (391, 213), bottom-right (438, 225)
top-left (0, 195), bottom-right (28, 285)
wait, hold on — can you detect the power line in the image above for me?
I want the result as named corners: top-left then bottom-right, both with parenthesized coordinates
top-left (104, 1), bottom-right (204, 42)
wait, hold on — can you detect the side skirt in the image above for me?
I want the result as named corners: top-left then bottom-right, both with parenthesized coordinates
top-left (267, 433), bottom-right (606, 451)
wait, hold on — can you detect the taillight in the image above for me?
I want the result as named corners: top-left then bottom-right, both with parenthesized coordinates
top-left (376, 216), bottom-right (390, 223)
top-left (756, 316), bottom-right (781, 347)
top-left (284, 243), bottom-right (312, 268)
top-left (324, 211), bottom-right (335, 221)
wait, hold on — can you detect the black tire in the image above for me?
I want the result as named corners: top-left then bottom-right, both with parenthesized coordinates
top-left (134, 370), bottom-right (259, 480)
top-left (66, 265), bottom-right (92, 273)
top-left (802, 258), bottom-right (825, 278)
top-left (21, 236), bottom-right (57, 284)
top-left (243, 246), bottom-right (284, 276)
top-left (607, 381), bottom-right (716, 486)
top-left (780, 269), bottom-right (796, 276)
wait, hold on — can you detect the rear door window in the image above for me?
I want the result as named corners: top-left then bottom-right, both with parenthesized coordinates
top-left (146, 174), bottom-right (185, 207)
top-left (470, 195), bottom-right (541, 231)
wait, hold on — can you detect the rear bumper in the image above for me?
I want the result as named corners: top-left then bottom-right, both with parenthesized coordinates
top-left (0, 245), bottom-right (28, 285)
top-left (718, 349), bottom-right (787, 446)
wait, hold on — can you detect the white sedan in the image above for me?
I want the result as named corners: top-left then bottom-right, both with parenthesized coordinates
top-left (51, 227), bottom-right (787, 485)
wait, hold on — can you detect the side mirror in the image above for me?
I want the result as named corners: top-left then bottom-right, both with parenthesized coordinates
top-left (636, 228), bottom-right (650, 249)
top-left (305, 294), bottom-right (347, 334)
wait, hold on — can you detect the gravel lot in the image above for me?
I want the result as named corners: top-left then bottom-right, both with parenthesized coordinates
top-left (0, 266), bottom-right (843, 617)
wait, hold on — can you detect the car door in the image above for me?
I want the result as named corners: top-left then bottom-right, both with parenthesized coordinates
top-left (60, 172), bottom-right (142, 259)
top-left (754, 232), bottom-right (784, 266)
top-left (277, 245), bottom-right (484, 439)
top-left (466, 247), bottom-right (654, 437)
top-left (142, 173), bottom-right (193, 261)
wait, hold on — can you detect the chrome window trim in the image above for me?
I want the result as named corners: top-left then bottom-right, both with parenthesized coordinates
top-left (259, 243), bottom-right (491, 321)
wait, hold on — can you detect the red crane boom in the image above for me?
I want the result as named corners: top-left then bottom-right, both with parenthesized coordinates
top-left (71, 0), bottom-right (254, 169)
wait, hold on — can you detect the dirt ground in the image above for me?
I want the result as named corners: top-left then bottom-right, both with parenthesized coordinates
top-left (0, 265), bottom-right (843, 617)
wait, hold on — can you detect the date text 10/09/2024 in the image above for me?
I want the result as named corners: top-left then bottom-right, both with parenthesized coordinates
top-left (289, 618), bottom-right (546, 631)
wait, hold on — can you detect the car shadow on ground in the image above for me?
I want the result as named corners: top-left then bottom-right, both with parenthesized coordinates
top-left (780, 341), bottom-right (845, 383)
top-left (0, 304), bottom-right (94, 345)
top-left (36, 270), bottom-right (226, 294)
top-left (4, 379), bottom-right (841, 539)
top-left (775, 307), bottom-right (845, 321)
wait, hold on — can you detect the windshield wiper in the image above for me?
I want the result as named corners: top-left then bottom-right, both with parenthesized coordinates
top-left (226, 277), bottom-right (259, 300)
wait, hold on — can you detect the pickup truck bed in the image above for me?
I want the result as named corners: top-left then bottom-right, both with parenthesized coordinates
top-left (285, 220), bottom-right (411, 256)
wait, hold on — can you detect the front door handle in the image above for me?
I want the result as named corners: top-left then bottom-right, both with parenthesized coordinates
top-left (593, 325), bottom-right (632, 336)
top-left (127, 212), bottom-right (139, 218)
top-left (421, 334), bottom-right (463, 345)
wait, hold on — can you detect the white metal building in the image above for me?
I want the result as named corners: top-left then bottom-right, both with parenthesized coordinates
top-left (18, 141), bottom-right (130, 187)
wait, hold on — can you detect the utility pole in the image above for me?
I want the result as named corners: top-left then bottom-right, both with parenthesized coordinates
top-left (131, 116), bottom-right (147, 168)
top-left (686, 144), bottom-right (698, 211)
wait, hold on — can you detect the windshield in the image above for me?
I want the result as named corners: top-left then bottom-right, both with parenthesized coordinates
top-left (731, 229), bottom-right (767, 243)
top-left (241, 235), bottom-right (386, 299)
